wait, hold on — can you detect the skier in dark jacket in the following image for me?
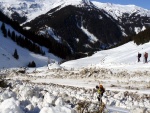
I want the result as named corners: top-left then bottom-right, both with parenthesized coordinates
top-left (138, 52), bottom-right (141, 62)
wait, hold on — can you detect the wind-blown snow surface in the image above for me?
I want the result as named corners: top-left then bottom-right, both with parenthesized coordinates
top-left (0, 21), bottom-right (61, 68)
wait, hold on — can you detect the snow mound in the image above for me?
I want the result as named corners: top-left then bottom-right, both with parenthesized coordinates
top-left (48, 63), bottom-right (63, 70)
top-left (0, 98), bottom-right (24, 113)
top-left (0, 89), bottom-right (16, 101)
top-left (55, 97), bottom-right (65, 106)
top-left (43, 92), bottom-right (56, 105)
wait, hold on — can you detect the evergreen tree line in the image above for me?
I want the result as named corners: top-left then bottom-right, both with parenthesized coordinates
top-left (1, 22), bottom-right (7, 37)
top-left (133, 28), bottom-right (150, 45)
top-left (107, 35), bottom-right (134, 49)
top-left (0, 11), bottom-right (72, 59)
top-left (1, 23), bottom-right (45, 55)
top-left (107, 27), bottom-right (150, 49)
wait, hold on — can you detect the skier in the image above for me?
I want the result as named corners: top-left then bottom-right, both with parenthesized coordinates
top-left (144, 52), bottom-right (148, 63)
top-left (95, 84), bottom-right (106, 112)
top-left (137, 52), bottom-right (141, 62)
top-left (96, 84), bottom-right (105, 103)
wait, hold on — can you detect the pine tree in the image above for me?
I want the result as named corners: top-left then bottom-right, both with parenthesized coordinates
top-left (28, 61), bottom-right (36, 67)
top-left (27, 62), bottom-right (31, 67)
top-left (31, 61), bottom-right (36, 67)
top-left (13, 49), bottom-right (19, 60)
top-left (1, 23), bottom-right (7, 37)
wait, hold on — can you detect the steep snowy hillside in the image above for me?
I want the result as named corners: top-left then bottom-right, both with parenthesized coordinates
top-left (0, 21), bottom-right (61, 68)
top-left (0, 0), bottom-right (91, 23)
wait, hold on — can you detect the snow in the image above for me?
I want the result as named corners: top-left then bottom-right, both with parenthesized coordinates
top-left (61, 41), bottom-right (150, 71)
top-left (0, 98), bottom-right (24, 113)
top-left (134, 26), bottom-right (146, 34)
top-left (48, 63), bottom-right (63, 70)
top-left (39, 26), bottom-right (62, 43)
top-left (0, 0), bottom-right (150, 27)
top-left (1, 1), bottom-right (150, 113)
top-left (0, 21), bottom-right (61, 68)
top-left (0, 0), bottom-right (91, 24)
top-left (92, 1), bottom-right (150, 20)
top-left (80, 26), bottom-right (98, 43)
top-left (1, 25), bottom-right (150, 113)
top-left (1, 59), bottom-right (150, 113)
top-left (40, 106), bottom-right (76, 113)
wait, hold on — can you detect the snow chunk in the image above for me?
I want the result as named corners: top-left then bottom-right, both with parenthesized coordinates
top-left (23, 27), bottom-right (31, 30)
top-left (0, 98), bottom-right (24, 113)
top-left (134, 26), bottom-right (146, 34)
top-left (0, 89), bottom-right (16, 101)
top-left (48, 63), bottom-right (63, 70)
top-left (134, 27), bottom-right (141, 34)
top-left (19, 86), bottom-right (35, 100)
top-left (55, 97), bottom-right (65, 106)
top-left (44, 92), bottom-right (56, 104)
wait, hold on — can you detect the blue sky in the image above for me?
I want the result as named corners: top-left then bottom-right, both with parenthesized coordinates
top-left (93, 0), bottom-right (150, 10)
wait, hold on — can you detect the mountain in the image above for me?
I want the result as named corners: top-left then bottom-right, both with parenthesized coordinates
top-left (0, 0), bottom-right (91, 23)
top-left (0, 0), bottom-right (150, 59)
top-left (93, 1), bottom-right (150, 36)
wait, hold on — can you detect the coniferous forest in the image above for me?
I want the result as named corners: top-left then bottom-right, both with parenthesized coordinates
top-left (0, 11), bottom-right (72, 59)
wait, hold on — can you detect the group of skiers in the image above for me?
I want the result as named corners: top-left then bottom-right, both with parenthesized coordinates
top-left (138, 52), bottom-right (148, 63)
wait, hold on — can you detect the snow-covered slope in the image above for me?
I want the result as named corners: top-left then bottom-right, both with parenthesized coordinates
top-left (92, 1), bottom-right (150, 20)
top-left (61, 41), bottom-right (150, 71)
top-left (0, 0), bottom-right (91, 24)
top-left (0, 21), bottom-right (61, 68)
